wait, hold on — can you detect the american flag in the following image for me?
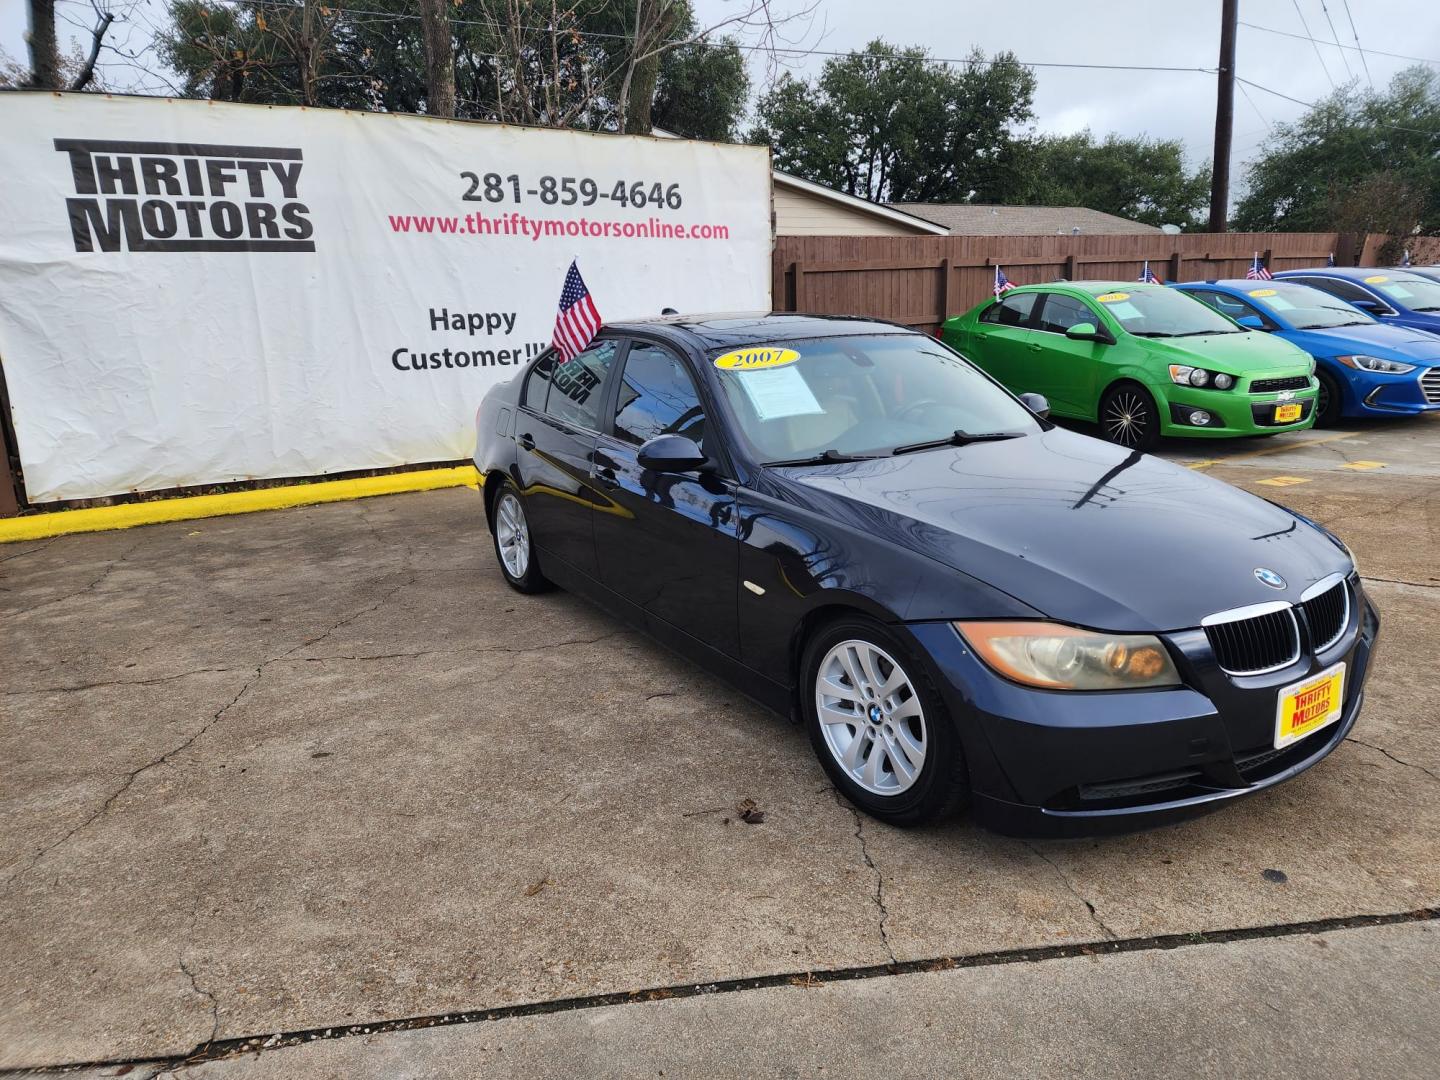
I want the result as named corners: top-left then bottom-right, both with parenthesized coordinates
top-left (1138, 260), bottom-right (1161, 284)
top-left (1327, 252), bottom-right (1336, 267)
top-left (1246, 252), bottom-right (1273, 281)
top-left (552, 260), bottom-right (603, 363)
top-left (993, 265), bottom-right (1015, 296)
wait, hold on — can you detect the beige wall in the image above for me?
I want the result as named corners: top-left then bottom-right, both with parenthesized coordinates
top-left (773, 183), bottom-right (932, 237)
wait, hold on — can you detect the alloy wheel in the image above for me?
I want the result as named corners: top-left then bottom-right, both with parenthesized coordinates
top-left (815, 639), bottom-right (927, 796)
top-left (1103, 390), bottom-right (1149, 447)
top-left (495, 492), bottom-right (530, 578)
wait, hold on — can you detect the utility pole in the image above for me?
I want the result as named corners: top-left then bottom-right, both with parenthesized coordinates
top-left (1208, 0), bottom-right (1238, 232)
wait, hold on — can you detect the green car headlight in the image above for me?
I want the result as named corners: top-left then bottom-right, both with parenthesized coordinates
top-left (1336, 354), bottom-right (1415, 374)
top-left (1168, 365), bottom-right (1234, 390)
top-left (954, 621), bottom-right (1182, 691)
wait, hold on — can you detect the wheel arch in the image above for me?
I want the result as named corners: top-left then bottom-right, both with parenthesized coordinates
top-left (481, 469), bottom-right (508, 533)
top-left (786, 598), bottom-right (903, 721)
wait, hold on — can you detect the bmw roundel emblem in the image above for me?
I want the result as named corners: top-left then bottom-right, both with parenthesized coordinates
top-left (1254, 567), bottom-right (1287, 590)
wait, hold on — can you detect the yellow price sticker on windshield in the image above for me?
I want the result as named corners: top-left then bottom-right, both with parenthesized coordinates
top-left (713, 347), bottom-right (801, 371)
top-left (1364, 275), bottom-right (1389, 284)
top-left (1096, 292), bottom-right (1130, 303)
top-left (1249, 288), bottom-right (1277, 297)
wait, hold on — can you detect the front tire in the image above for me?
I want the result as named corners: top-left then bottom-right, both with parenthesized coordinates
top-left (492, 482), bottom-right (551, 594)
top-left (802, 618), bottom-right (969, 827)
top-left (1314, 369), bottom-right (1343, 427)
top-left (1099, 382), bottom-right (1161, 450)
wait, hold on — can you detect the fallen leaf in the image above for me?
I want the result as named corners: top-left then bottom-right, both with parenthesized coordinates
top-left (736, 798), bottom-right (765, 825)
top-left (524, 878), bottom-right (550, 897)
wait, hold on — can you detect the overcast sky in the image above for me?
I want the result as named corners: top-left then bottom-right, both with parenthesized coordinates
top-left (5, 0), bottom-right (1438, 194)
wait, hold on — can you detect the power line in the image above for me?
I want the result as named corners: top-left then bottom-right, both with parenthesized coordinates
top-left (1318, 0), bottom-right (1354, 80)
top-left (71, 0), bottom-right (1218, 75)
top-left (1290, 0), bottom-right (1336, 88)
top-left (1236, 75), bottom-right (1440, 138)
top-left (1239, 19), bottom-right (1440, 68)
top-left (1339, 0), bottom-right (1375, 87)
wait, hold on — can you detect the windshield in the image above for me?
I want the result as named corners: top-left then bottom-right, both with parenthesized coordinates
top-left (710, 335), bottom-right (1042, 463)
top-left (1242, 283), bottom-right (1376, 329)
top-left (1095, 287), bottom-right (1244, 337)
top-left (1366, 274), bottom-right (1440, 312)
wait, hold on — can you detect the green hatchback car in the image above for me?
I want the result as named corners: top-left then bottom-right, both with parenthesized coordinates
top-left (942, 282), bottom-right (1319, 449)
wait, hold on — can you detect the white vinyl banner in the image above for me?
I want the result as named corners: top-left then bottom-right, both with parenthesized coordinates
top-left (0, 94), bottom-right (772, 503)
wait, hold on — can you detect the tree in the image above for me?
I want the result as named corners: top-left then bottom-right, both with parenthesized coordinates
top-left (652, 37), bottom-right (748, 140)
top-left (748, 41), bottom-right (1035, 203)
top-left (1232, 65), bottom-right (1440, 239)
top-left (1003, 132), bottom-right (1210, 228)
top-left (154, 0), bottom-right (760, 136)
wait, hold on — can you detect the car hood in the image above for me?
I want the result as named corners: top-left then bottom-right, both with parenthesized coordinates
top-left (773, 428), bottom-right (1350, 633)
top-left (1284, 322), bottom-right (1440, 363)
top-left (1139, 330), bottom-right (1310, 374)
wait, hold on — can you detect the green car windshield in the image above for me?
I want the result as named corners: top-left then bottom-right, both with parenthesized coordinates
top-left (1097, 287), bottom-right (1244, 337)
top-left (710, 335), bottom-right (1042, 463)
top-left (1369, 275), bottom-right (1440, 312)
top-left (1241, 283), bottom-right (1375, 329)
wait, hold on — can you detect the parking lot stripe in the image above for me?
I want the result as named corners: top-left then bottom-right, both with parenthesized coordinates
top-left (1342, 461), bottom-right (1387, 470)
top-left (1182, 430), bottom-right (1360, 470)
top-left (0, 466), bottom-right (481, 544)
top-left (1255, 476), bottom-right (1312, 487)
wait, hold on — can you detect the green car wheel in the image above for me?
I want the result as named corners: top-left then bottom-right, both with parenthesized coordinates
top-left (941, 281), bottom-right (1319, 448)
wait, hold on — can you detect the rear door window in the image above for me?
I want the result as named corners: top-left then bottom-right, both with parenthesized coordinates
top-left (979, 293), bottom-right (1038, 327)
top-left (543, 340), bottom-right (620, 430)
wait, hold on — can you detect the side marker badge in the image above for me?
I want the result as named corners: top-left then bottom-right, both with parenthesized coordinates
top-left (743, 580), bottom-right (766, 596)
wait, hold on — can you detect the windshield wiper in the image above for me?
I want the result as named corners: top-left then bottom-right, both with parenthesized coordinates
top-left (761, 448), bottom-right (880, 467)
top-left (890, 430), bottom-right (1022, 456)
top-left (1411, 306), bottom-right (1440, 313)
top-left (1299, 321), bottom-right (1369, 329)
top-left (1129, 331), bottom-right (1177, 337)
top-left (1171, 328), bottom-right (1239, 337)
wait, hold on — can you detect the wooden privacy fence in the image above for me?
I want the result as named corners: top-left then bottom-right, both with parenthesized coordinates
top-left (773, 231), bottom-right (1381, 334)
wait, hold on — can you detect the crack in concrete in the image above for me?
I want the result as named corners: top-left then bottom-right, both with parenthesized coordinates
top-left (833, 792), bottom-right (895, 966)
top-left (178, 956), bottom-right (219, 1054)
top-left (1025, 842), bottom-right (1118, 941)
top-left (0, 673), bottom-right (260, 891)
top-left (1361, 575), bottom-right (1439, 590)
top-left (1346, 736), bottom-right (1440, 785)
top-left (3, 538), bottom-right (142, 617)
top-left (1, 667), bottom-right (243, 697)
top-left (0, 535), bottom-right (62, 565)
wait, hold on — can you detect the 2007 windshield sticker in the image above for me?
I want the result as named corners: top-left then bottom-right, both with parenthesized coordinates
top-left (713, 347), bottom-right (801, 371)
top-left (1096, 292), bottom-right (1130, 303)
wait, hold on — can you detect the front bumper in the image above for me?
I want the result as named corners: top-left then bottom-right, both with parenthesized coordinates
top-left (1338, 364), bottom-right (1440, 417)
top-left (1159, 381), bottom-right (1318, 438)
top-left (904, 579), bottom-right (1378, 837)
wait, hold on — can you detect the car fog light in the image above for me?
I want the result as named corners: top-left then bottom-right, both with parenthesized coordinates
top-left (1213, 373), bottom-right (1234, 389)
top-left (1189, 410), bottom-right (1211, 425)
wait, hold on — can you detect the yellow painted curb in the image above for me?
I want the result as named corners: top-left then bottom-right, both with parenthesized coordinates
top-left (0, 466), bottom-right (481, 544)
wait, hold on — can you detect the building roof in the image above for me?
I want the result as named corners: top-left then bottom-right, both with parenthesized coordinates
top-left (776, 173), bottom-right (949, 235)
top-left (887, 203), bottom-right (1162, 236)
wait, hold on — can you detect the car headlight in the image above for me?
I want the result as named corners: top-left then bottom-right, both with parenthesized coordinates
top-left (1336, 354), bottom-right (1415, 374)
top-left (954, 620), bottom-right (1183, 691)
top-left (1168, 365), bottom-right (1234, 389)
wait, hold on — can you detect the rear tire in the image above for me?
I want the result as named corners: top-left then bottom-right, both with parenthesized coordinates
top-left (802, 617), bottom-right (969, 827)
top-left (1099, 382), bottom-right (1161, 451)
top-left (492, 482), bottom-right (552, 594)
top-left (1314, 369), bottom-right (1343, 427)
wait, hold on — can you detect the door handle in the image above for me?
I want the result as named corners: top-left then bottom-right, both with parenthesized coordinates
top-left (518, 432), bottom-right (535, 451)
top-left (1028, 342), bottom-right (1042, 351)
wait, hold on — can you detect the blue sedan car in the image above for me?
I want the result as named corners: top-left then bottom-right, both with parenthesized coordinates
top-left (1176, 279), bottom-right (1440, 425)
top-left (1273, 266), bottom-right (1440, 337)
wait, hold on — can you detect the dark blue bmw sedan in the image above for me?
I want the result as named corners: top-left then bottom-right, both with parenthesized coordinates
top-left (473, 314), bottom-right (1377, 836)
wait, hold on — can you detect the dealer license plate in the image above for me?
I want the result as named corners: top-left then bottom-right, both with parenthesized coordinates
top-left (1274, 662), bottom-right (1345, 749)
top-left (1273, 402), bottom-right (1303, 423)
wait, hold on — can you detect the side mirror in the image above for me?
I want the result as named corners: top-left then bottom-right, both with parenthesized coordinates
top-left (1065, 322), bottom-right (1104, 342)
top-left (1019, 392), bottom-right (1051, 419)
top-left (1236, 314), bottom-right (1266, 330)
top-left (636, 433), bottom-right (708, 473)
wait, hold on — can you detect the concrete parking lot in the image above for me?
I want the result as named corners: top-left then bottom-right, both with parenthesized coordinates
top-left (3, 415), bottom-right (1438, 1078)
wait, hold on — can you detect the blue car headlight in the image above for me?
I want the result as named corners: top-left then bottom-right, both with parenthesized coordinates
top-left (1336, 354), bottom-right (1415, 374)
